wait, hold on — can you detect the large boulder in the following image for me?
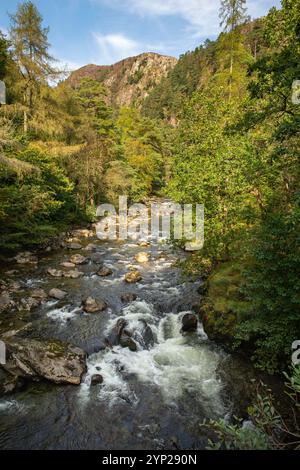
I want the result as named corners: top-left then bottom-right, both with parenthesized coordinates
top-left (135, 252), bottom-right (150, 263)
top-left (49, 289), bottom-right (67, 300)
top-left (69, 254), bottom-right (87, 265)
top-left (2, 338), bottom-right (87, 385)
top-left (83, 297), bottom-right (107, 313)
top-left (125, 270), bottom-right (142, 284)
top-left (181, 313), bottom-right (198, 333)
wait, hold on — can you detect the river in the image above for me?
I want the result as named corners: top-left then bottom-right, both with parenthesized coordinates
top-left (0, 211), bottom-right (271, 450)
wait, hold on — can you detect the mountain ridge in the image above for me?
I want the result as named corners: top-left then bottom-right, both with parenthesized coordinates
top-left (67, 52), bottom-right (177, 108)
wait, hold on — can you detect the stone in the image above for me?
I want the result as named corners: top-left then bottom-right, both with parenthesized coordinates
top-left (125, 270), bottom-right (142, 284)
top-left (121, 293), bottom-right (137, 303)
top-left (97, 266), bottom-right (112, 277)
top-left (49, 288), bottom-right (67, 300)
top-left (7, 281), bottom-right (22, 293)
top-left (105, 318), bottom-right (127, 347)
top-left (0, 294), bottom-right (15, 313)
top-left (31, 289), bottom-right (48, 300)
top-left (15, 251), bottom-right (38, 265)
top-left (60, 261), bottom-right (76, 268)
top-left (19, 297), bottom-right (40, 311)
top-left (0, 374), bottom-right (25, 396)
top-left (67, 243), bottom-right (83, 250)
top-left (83, 297), bottom-right (107, 313)
top-left (3, 338), bottom-right (87, 385)
top-left (90, 374), bottom-right (103, 386)
top-left (63, 270), bottom-right (84, 279)
top-left (181, 313), bottom-right (198, 333)
top-left (83, 243), bottom-right (97, 252)
top-left (120, 331), bottom-right (137, 352)
top-left (47, 268), bottom-right (63, 278)
top-left (135, 252), bottom-right (150, 263)
top-left (69, 254), bottom-right (87, 265)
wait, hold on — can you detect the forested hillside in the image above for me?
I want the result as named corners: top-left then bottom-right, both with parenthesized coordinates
top-left (0, 2), bottom-right (169, 253)
top-left (166, 0), bottom-right (300, 373)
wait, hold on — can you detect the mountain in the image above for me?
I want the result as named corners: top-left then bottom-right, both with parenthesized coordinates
top-left (67, 52), bottom-right (177, 108)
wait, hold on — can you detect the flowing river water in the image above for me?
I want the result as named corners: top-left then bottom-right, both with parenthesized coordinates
top-left (0, 209), bottom-right (274, 450)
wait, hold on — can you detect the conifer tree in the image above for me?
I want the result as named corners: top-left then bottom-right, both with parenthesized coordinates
top-left (219, 0), bottom-right (248, 98)
top-left (9, 1), bottom-right (56, 132)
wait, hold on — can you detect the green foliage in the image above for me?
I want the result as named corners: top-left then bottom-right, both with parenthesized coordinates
top-left (0, 31), bottom-right (9, 80)
top-left (0, 149), bottom-right (77, 251)
top-left (206, 418), bottom-right (270, 450)
top-left (206, 366), bottom-right (300, 450)
top-left (169, 0), bottom-right (300, 373)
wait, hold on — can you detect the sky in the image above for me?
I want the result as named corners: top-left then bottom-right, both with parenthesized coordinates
top-left (0, 0), bottom-right (282, 70)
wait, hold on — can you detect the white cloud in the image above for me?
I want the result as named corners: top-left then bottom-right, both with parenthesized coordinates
top-left (93, 0), bottom-right (281, 38)
top-left (93, 33), bottom-right (143, 64)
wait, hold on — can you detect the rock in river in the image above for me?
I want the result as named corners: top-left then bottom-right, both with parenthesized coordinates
top-left (15, 251), bottom-right (38, 265)
top-left (181, 313), bottom-right (198, 333)
top-left (31, 289), bottom-right (48, 300)
top-left (125, 270), bottom-right (142, 284)
top-left (121, 293), bottom-right (137, 303)
top-left (69, 254), bottom-right (87, 265)
top-left (19, 297), bottom-right (40, 311)
top-left (63, 269), bottom-right (84, 279)
top-left (60, 261), bottom-right (76, 269)
top-left (83, 297), bottom-right (107, 313)
top-left (2, 338), bottom-right (87, 385)
top-left (120, 331), bottom-right (137, 352)
top-left (0, 294), bottom-right (16, 313)
top-left (67, 242), bottom-right (82, 250)
top-left (49, 288), bottom-right (67, 300)
top-left (90, 374), bottom-right (103, 386)
top-left (47, 268), bottom-right (63, 278)
top-left (83, 243), bottom-right (97, 252)
top-left (135, 252), bottom-right (150, 263)
top-left (97, 266), bottom-right (112, 277)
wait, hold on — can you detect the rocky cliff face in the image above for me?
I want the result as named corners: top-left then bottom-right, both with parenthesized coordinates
top-left (68, 52), bottom-right (177, 108)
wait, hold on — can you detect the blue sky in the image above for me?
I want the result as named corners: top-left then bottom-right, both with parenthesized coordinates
top-left (0, 0), bottom-right (282, 70)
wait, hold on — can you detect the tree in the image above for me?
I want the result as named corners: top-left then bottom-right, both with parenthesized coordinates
top-left (219, 0), bottom-right (248, 32)
top-left (219, 0), bottom-right (249, 98)
top-left (0, 31), bottom-right (9, 81)
top-left (9, 1), bottom-right (56, 132)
